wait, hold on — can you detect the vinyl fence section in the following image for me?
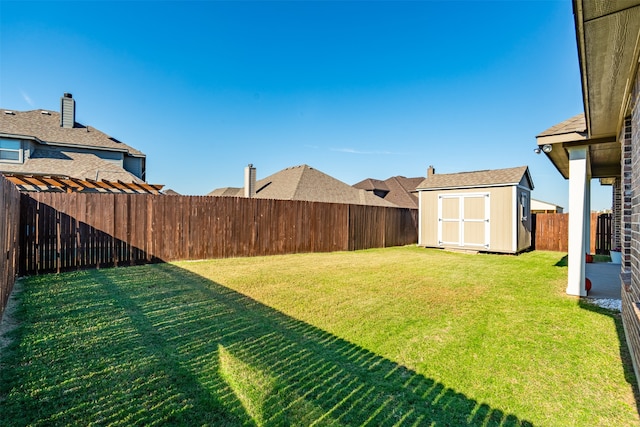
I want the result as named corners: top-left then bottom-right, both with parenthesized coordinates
top-left (19, 193), bottom-right (418, 275)
top-left (532, 212), bottom-right (598, 253)
top-left (0, 175), bottom-right (21, 320)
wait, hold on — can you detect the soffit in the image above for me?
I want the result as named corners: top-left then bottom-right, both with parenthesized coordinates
top-left (537, 117), bottom-right (620, 179)
top-left (576, 0), bottom-right (640, 138)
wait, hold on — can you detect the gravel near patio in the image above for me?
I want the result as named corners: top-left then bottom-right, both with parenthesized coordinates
top-left (587, 298), bottom-right (622, 312)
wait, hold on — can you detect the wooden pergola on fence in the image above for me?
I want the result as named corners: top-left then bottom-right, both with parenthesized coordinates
top-left (4, 173), bottom-right (164, 194)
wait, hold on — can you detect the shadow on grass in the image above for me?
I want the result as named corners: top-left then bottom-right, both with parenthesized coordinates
top-left (578, 299), bottom-right (640, 417)
top-left (1, 263), bottom-right (533, 426)
top-left (551, 253), bottom-right (639, 415)
top-left (554, 255), bottom-right (568, 267)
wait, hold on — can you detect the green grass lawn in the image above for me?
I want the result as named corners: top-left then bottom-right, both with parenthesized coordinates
top-left (0, 247), bottom-right (637, 426)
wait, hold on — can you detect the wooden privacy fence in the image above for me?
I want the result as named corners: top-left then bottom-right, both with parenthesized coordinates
top-left (532, 212), bottom-right (599, 253)
top-left (19, 192), bottom-right (418, 275)
top-left (595, 213), bottom-right (612, 254)
top-left (0, 175), bottom-right (21, 321)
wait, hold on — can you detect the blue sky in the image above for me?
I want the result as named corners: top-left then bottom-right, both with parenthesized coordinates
top-left (0, 1), bottom-right (612, 210)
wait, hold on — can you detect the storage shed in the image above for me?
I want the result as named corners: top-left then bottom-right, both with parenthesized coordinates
top-left (416, 166), bottom-right (534, 254)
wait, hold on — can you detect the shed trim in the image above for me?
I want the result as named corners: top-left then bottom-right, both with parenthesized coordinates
top-left (420, 182), bottom-right (526, 192)
top-left (512, 186), bottom-right (518, 252)
top-left (418, 190), bottom-right (424, 245)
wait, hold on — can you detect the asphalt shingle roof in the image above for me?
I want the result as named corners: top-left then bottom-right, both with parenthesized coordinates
top-left (209, 187), bottom-right (243, 197)
top-left (0, 109), bottom-right (144, 156)
top-left (352, 178), bottom-right (390, 192)
top-left (208, 164), bottom-right (398, 207)
top-left (0, 149), bottom-right (144, 183)
top-left (536, 113), bottom-right (586, 138)
top-left (354, 176), bottom-right (423, 209)
top-left (0, 104), bottom-right (148, 184)
top-left (417, 166), bottom-right (532, 190)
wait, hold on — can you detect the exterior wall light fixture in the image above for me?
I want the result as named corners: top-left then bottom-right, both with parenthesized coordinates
top-left (534, 144), bottom-right (553, 154)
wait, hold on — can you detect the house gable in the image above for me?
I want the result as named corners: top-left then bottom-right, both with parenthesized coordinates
top-left (0, 94), bottom-right (146, 183)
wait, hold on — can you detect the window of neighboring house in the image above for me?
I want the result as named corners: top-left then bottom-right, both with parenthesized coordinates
top-left (0, 139), bottom-right (22, 162)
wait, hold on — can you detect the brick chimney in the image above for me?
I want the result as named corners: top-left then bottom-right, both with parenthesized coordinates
top-left (244, 164), bottom-right (256, 198)
top-left (427, 165), bottom-right (435, 178)
top-left (60, 93), bottom-right (75, 128)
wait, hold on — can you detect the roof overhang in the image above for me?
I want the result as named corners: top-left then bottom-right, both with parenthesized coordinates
top-left (575, 0), bottom-right (640, 140)
top-left (538, 1), bottom-right (640, 180)
top-left (536, 131), bottom-right (619, 179)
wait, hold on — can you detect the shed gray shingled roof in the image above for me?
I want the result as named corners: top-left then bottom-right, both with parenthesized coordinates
top-left (0, 109), bottom-right (144, 156)
top-left (417, 166), bottom-right (532, 190)
top-left (208, 164), bottom-right (398, 207)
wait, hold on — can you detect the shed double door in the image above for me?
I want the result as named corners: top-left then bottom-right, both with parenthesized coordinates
top-left (438, 193), bottom-right (490, 249)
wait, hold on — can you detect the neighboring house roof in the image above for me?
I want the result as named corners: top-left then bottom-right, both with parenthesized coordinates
top-left (353, 178), bottom-right (390, 192)
top-left (163, 189), bottom-right (180, 195)
top-left (0, 95), bottom-right (150, 186)
top-left (354, 176), bottom-right (423, 209)
top-left (208, 164), bottom-right (398, 207)
top-left (209, 187), bottom-right (243, 197)
top-left (3, 173), bottom-right (163, 194)
top-left (0, 109), bottom-right (144, 156)
top-left (417, 166), bottom-right (533, 191)
top-left (384, 176), bottom-right (424, 208)
top-left (0, 148), bottom-right (144, 183)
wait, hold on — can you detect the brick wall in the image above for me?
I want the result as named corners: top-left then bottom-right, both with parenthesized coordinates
top-left (613, 177), bottom-right (621, 249)
top-left (622, 117), bottom-right (633, 269)
top-left (622, 65), bottom-right (640, 385)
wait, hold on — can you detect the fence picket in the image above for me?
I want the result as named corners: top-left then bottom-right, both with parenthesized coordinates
top-left (15, 192), bottom-right (418, 275)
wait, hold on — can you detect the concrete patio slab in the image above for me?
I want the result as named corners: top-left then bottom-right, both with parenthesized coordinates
top-left (585, 262), bottom-right (622, 300)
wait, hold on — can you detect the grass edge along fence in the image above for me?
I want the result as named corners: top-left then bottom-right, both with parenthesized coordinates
top-left (19, 192), bottom-right (418, 275)
top-left (0, 175), bottom-right (21, 321)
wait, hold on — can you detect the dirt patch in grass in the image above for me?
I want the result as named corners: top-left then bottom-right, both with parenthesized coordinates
top-left (0, 279), bottom-right (22, 358)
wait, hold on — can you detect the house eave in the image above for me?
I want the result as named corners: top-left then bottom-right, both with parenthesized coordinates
top-left (536, 130), bottom-right (620, 180)
top-left (574, 0), bottom-right (640, 138)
